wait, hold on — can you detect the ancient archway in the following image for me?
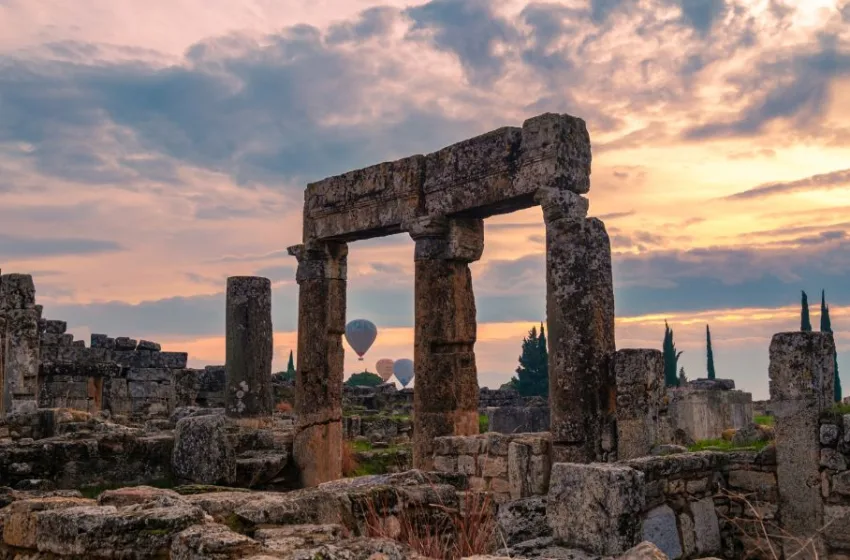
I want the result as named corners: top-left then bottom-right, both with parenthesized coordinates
top-left (288, 113), bottom-right (616, 487)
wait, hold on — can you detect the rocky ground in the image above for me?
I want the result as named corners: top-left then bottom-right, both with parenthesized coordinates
top-left (0, 469), bottom-right (724, 560)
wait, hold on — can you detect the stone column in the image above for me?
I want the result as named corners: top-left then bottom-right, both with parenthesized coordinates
top-left (410, 216), bottom-right (483, 469)
top-left (225, 276), bottom-right (273, 422)
top-left (537, 188), bottom-right (616, 464)
top-left (614, 349), bottom-right (665, 460)
top-left (288, 241), bottom-right (347, 487)
top-left (1, 274), bottom-right (40, 414)
top-left (0, 269), bottom-right (6, 414)
top-left (769, 331), bottom-right (835, 558)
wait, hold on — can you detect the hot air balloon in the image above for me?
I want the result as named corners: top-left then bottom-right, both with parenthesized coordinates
top-left (345, 319), bottom-right (377, 361)
top-left (376, 359), bottom-right (394, 382)
top-left (393, 358), bottom-right (414, 387)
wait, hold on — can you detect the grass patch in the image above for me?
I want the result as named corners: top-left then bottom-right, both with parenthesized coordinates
top-left (829, 402), bottom-right (850, 415)
top-left (478, 414), bottom-right (489, 434)
top-left (350, 440), bottom-right (374, 453)
top-left (688, 438), bottom-right (771, 452)
top-left (754, 415), bottom-right (774, 426)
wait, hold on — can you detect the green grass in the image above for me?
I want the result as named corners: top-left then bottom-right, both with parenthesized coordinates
top-left (754, 415), bottom-right (774, 426)
top-left (350, 440), bottom-right (373, 452)
top-left (478, 414), bottom-right (489, 434)
top-left (687, 438), bottom-right (772, 452)
top-left (829, 402), bottom-right (850, 415)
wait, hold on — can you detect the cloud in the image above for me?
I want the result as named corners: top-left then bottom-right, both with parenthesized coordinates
top-left (726, 167), bottom-right (850, 200)
top-left (684, 35), bottom-right (850, 139)
top-left (254, 264), bottom-right (296, 283)
top-left (0, 233), bottom-right (123, 259)
top-left (404, 0), bottom-right (517, 85)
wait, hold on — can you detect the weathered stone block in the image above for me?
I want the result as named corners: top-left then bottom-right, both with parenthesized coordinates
top-left (114, 337), bottom-right (138, 351)
top-left (821, 448), bottom-right (848, 471)
top-left (172, 414), bottom-right (236, 485)
top-left (821, 424), bottom-right (840, 446)
top-left (691, 497), bottom-right (721, 555)
top-left (2, 497), bottom-right (95, 548)
top-left (547, 463), bottom-right (645, 555)
top-left (497, 496), bottom-right (551, 545)
top-left (642, 505), bottom-right (682, 559)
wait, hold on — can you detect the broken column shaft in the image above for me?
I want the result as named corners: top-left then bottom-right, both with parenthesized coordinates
top-left (538, 188), bottom-right (617, 463)
top-left (225, 276), bottom-right (273, 421)
top-left (0, 273), bottom-right (40, 414)
top-left (288, 241), bottom-right (347, 487)
top-left (410, 217), bottom-right (482, 469)
top-left (769, 331), bottom-right (835, 558)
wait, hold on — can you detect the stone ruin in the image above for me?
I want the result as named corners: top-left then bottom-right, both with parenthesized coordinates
top-left (0, 113), bottom-right (847, 559)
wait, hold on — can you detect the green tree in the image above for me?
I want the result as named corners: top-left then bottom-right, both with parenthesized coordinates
top-left (279, 350), bottom-right (296, 382)
top-left (510, 324), bottom-right (549, 397)
top-left (801, 290), bottom-right (812, 332)
top-left (821, 290), bottom-right (842, 402)
top-left (706, 324), bottom-right (716, 380)
top-left (678, 366), bottom-right (688, 386)
top-left (663, 321), bottom-right (683, 387)
top-left (345, 371), bottom-right (383, 387)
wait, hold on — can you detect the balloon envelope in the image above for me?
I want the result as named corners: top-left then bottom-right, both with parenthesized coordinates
top-left (375, 359), bottom-right (394, 382)
top-left (393, 358), bottom-right (414, 387)
top-left (345, 319), bottom-right (377, 359)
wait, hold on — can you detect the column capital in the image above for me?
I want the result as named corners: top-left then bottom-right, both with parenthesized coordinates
top-left (288, 241), bottom-right (348, 283)
top-left (535, 187), bottom-right (589, 224)
top-left (408, 216), bottom-right (484, 262)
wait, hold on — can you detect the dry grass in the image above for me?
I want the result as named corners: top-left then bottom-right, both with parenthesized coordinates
top-left (363, 487), bottom-right (498, 559)
top-left (719, 488), bottom-right (835, 560)
top-left (342, 442), bottom-right (360, 477)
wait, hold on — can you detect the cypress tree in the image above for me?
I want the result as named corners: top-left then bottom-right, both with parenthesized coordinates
top-left (663, 321), bottom-right (683, 387)
top-left (706, 324), bottom-right (716, 380)
top-left (821, 291), bottom-right (842, 402)
top-left (286, 351), bottom-right (295, 374)
top-left (515, 325), bottom-right (548, 397)
top-left (801, 290), bottom-right (812, 332)
top-left (538, 323), bottom-right (549, 397)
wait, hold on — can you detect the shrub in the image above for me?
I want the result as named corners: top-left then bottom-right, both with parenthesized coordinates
top-left (478, 414), bottom-right (489, 434)
top-left (363, 487), bottom-right (498, 559)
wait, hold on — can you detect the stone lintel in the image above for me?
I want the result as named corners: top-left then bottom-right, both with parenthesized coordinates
top-left (303, 113), bottom-right (591, 242)
top-left (288, 242), bottom-right (348, 282)
top-left (535, 187), bottom-right (589, 223)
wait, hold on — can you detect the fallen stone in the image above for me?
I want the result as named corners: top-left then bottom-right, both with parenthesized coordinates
top-left (97, 485), bottom-right (185, 508)
top-left (616, 541), bottom-right (668, 559)
top-left (286, 537), bottom-right (417, 560)
top-left (497, 496), bottom-right (551, 545)
top-left (255, 524), bottom-right (346, 554)
top-left (35, 503), bottom-right (206, 557)
top-left (2, 496), bottom-right (95, 549)
top-left (173, 414), bottom-right (236, 485)
top-left (171, 522), bottom-right (267, 560)
top-left (547, 463), bottom-right (644, 555)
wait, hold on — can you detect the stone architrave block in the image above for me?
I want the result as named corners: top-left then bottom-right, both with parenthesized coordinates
top-left (547, 463), bottom-right (645, 555)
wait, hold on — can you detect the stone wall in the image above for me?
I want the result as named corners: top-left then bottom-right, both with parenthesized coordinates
top-left (39, 331), bottom-right (188, 419)
top-left (667, 381), bottom-right (753, 442)
top-left (432, 432), bottom-right (551, 504)
top-left (485, 405), bottom-right (550, 434)
top-left (819, 410), bottom-right (850, 555)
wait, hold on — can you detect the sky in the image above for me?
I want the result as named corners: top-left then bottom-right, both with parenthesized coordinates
top-left (1, 0), bottom-right (849, 400)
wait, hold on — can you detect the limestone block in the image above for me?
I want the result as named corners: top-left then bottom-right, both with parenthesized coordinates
top-left (137, 340), bottom-right (161, 351)
top-left (35, 503), bottom-right (205, 557)
top-left (547, 463), bottom-right (645, 555)
top-left (97, 486), bottom-right (184, 508)
top-left (821, 424), bottom-right (840, 446)
top-left (833, 470), bottom-right (850, 496)
top-left (126, 368), bottom-right (174, 383)
top-left (43, 320), bottom-right (67, 334)
top-left (824, 505), bottom-right (850, 551)
top-left (497, 496), bottom-right (551, 545)
top-left (171, 523), bottom-right (265, 560)
top-left (727, 470), bottom-right (777, 501)
top-left (458, 455), bottom-right (476, 476)
top-left (691, 497), bottom-right (721, 555)
top-left (481, 456), bottom-right (507, 478)
top-left (114, 337), bottom-right (138, 351)
top-left (821, 448), bottom-right (848, 471)
top-left (678, 513), bottom-right (696, 557)
top-left (2, 496), bottom-right (95, 548)
top-left (616, 541), bottom-right (668, 559)
top-left (641, 505), bottom-right (682, 559)
top-left (769, 332), bottom-right (835, 405)
top-left (433, 455), bottom-right (457, 473)
top-left (172, 414), bottom-right (236, 485)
